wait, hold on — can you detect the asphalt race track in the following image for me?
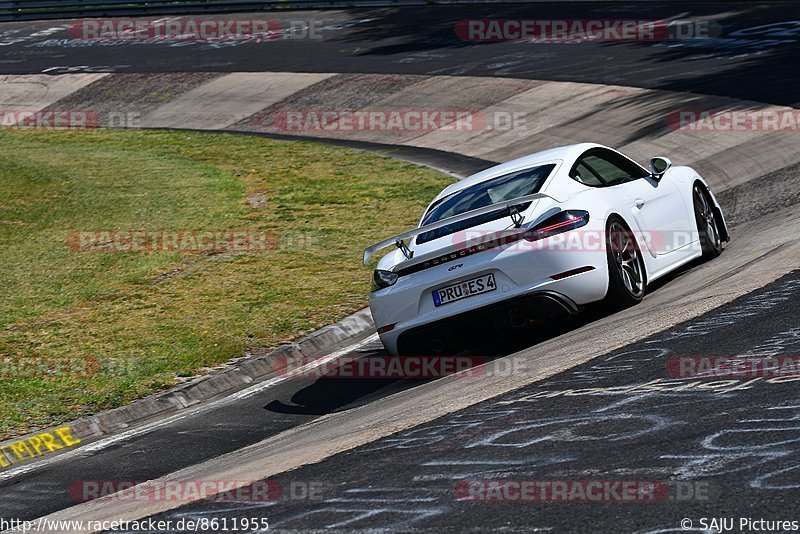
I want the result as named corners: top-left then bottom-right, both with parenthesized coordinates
top-left (0, 2), bottom-right (798, 105)
top-left (112, 268), bottom-right (800, 533)
top-left (1, 1), bottom-right (800, 532)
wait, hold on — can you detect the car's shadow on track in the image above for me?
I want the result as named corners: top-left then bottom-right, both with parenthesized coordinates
top-left (261, 308), bottom-right (596, 416)
top-left (265, 256), bottom-right (712, 416)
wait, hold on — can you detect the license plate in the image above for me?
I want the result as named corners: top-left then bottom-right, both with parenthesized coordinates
top-left (432, 273), bottom-right (496, 307)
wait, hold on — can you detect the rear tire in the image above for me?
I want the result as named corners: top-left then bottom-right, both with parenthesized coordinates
top-left (693, 184), bottom-right (723, 259)
top-left (604, 217), bottom-right (646, 309)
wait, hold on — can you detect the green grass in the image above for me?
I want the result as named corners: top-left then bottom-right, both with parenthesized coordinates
top-left (0, 128), bottom-right (452, 438)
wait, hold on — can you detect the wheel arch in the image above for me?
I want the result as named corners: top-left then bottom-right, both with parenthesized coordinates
top-left (692, 179), bottom-right (730, 242)
top-left (604, 211), bottom-right (651, 288)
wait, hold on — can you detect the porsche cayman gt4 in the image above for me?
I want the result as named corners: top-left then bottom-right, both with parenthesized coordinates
top-left (364, 143), bottom-right (728, 356)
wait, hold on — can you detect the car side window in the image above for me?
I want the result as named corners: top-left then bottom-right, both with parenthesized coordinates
top-left (570, 162), bottom-right (604, 187)
top-left (570, 149), bottom-right (648, 188)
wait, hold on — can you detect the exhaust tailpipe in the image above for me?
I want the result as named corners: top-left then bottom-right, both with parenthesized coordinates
top-left (429, 338), bottom-right (446, 354)
top-left (510, 312), bottom-right (528, 329)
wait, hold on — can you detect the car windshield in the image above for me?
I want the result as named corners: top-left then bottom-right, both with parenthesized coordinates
top-left (421, 164), bottom-right (556, 225)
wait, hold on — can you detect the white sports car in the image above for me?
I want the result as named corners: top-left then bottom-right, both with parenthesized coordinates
top-left (364, 143), bottom-right (728, 356)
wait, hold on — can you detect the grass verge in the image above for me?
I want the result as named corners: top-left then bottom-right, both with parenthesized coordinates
top-left (0, 128), bottom-right (451, 439)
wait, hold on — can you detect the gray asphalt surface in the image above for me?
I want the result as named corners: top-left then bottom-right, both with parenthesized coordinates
top-left (121, 268), bottom-right (800, 533)
top-left (0, 3), bottom-right (799, 105)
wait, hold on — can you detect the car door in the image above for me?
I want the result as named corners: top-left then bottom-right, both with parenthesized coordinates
top-left (574, 149), bottom-right (692, 257)
top-left (622, 173), bottom-right (693, 256)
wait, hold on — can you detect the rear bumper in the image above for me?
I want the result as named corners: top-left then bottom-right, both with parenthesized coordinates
top-left (373, 261), bottom-right (606, 355)
top-left (395, 290), bottom-right (579, 356)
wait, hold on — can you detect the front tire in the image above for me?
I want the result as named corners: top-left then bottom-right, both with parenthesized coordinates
top-left (604, 217), bottom-right (646, 309)
top-left (693, 184), bottom-right (723, 259)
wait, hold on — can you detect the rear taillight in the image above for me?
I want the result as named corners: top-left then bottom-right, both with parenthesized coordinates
top-left (524, 210), bottom-right (589, 242)
top-left (371, 269), bottom-right (399, 291)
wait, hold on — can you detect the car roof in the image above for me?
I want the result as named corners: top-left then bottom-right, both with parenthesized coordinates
top-left (432, 142), bottom-right (602, 202)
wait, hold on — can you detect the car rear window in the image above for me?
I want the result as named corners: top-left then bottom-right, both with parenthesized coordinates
top-left (417, 163), bottom-right (555, 244)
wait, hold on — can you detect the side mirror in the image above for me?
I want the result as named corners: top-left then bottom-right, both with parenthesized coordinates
top-left (648, 157), bottom-right (672, 180)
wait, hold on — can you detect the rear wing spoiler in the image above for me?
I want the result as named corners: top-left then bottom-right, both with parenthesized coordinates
top-left (362, 192), bottom-right (553, 265)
